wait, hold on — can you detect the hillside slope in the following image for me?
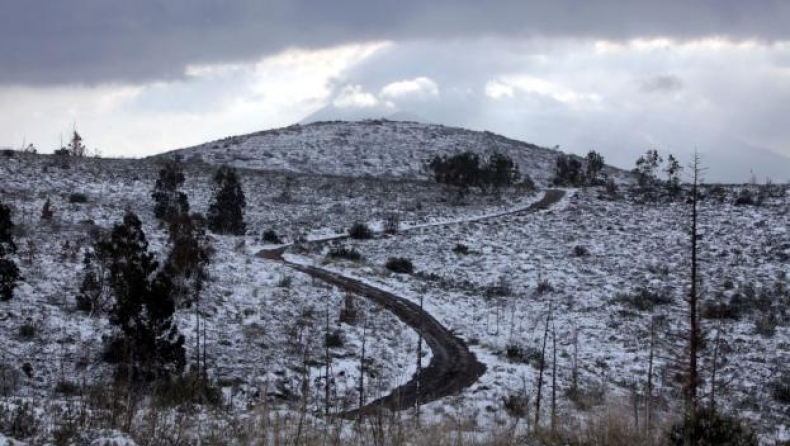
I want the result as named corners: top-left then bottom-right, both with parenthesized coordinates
top-left (161, 120), bottom-right (625, 186)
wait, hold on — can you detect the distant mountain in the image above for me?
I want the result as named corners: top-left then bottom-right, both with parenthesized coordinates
top-left (160, 120), bottom-right (628, 186)
top-left (700, 141), bottom-right (790, 184)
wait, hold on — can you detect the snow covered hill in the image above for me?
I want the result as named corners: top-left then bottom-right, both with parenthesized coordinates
top-left (160, 120), bottom-right (627, 186)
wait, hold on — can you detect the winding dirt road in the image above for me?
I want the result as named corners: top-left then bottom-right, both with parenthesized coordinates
top-left (258, 189), bottom-right (566, 415)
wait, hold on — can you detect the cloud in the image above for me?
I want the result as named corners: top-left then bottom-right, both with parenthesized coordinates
top-left (640, 74), bottom-right (684, 93)
top-left (485, 76), bottom-right (601, 106)
top-left (380, 77), bottom-right (439, 101)
top-left (2, 0), bottom-right (790, 85)
top-left (333, 85), bottom-right (379, 108)
top-left (0, 42), bottom-right (386, 156)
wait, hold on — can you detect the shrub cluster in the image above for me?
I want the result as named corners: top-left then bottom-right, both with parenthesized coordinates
top-left (426, 150), bottom-right (521, 196)
top-left (326, 246), bottom-right (362, 261)
top-left (385, 257), bottom-right (414, 274)
top-left (348, 222), bottom-right (373, 240)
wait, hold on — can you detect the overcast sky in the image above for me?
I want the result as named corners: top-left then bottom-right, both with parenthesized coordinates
top-left (2, 0), bottom-right (789, 181)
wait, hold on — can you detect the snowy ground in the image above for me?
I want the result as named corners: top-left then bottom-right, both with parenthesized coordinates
top-left (298, 186), bottom-right (790, 438)
top-left (1, 149), bottom-right (789, 442)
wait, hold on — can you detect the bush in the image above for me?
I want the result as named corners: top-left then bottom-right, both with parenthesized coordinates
top-left (754, 314), bottom-right (777, 337)
top-left (277, 275), bottom-right (292, 288)
top-left (54, 380), bottom-right (80, 396)
top-left (701, 300), bottom-right (742, 320)
top-left (385, 257), bottom-right (414, 274)
top-left (505, 344), bottom-right (544, 369)
top-left (154, 374), bottom-right (222, 407)
top-left (536, 280), bottom-right (554, 295)
top-left (615, 287), bottom-right (672, 312)
top-left (771, 373), bottom-right (790, 404)
top-left (261, 229), bottom-right (282, 244)
top-left (571, 245), bottom-right (590, 257)
top-left (326, 246), bottom-right (362, 261)
top-left (17, 323), bottom-right (37, 341)
top-left (68, 193), bottom-right (88, 204)
top-left (734, 188), bottom-right (755, 206)
top-left (452, 243), bottom-right (469, 255)
top-left (502, 393), bottom-right (529, 418)
top-left (348, 222), bottom-right (373, 239)
top-left (666, 408), bottom-right (757, 446)
top-left (324, 331), bottom-right (343, 348)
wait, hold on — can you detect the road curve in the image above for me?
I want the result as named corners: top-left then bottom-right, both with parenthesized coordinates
top-left (286, 260), bottom-right (484, 417)
top-left (257, 189), bottom-right (567, 416)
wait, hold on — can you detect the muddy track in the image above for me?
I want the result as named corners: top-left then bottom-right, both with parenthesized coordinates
top-left (258, 189), bottom-right (566, 416)
top-left (300, 188), bottom-right (567, 249)
top-left (285, 261), bottom-right (484, 417)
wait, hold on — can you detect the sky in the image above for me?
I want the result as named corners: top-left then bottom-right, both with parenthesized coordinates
top-left (1, 0), bottom-right (790, 182)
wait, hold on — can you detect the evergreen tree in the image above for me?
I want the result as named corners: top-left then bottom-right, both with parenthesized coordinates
top-left (553, 154), bottom-right (584, 186)
top-left (0, 259), bottom-right (20, 302)
top-left (207, 166), bottom-right (246, 235)
top-left (67, 131), bottom-right (86, 157)
top-left (483, 152), bottom-right (520, 194)
top-left (0, 203), bottom-right (19, 301)
top-left (634, 149), bottom-right (663, 188)
top-left (76, 251), bottom-right (103, 313)
top-left (166, 212), bottom-right (211, 307)
top-left (585, 150), bottom-right (605, 185)
top-left (666, 154), bottom-right (683, 196)
top-left (151, 158), bottom-right (189, 225)
top-left (0, 203), bottom-right (17, 257)
top-left (98, 212), bottom-right (185, 381)
top-left (41, 198), bottom-right (54, 221)
top-left (427, 151), bottom-right (484, 196)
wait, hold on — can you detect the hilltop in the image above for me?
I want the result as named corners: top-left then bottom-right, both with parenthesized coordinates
top-left (160, 119), bottom-right (627, 186)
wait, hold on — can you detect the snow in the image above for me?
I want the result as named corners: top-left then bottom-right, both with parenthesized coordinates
top-left (0, 122), bottom-right (788, 442)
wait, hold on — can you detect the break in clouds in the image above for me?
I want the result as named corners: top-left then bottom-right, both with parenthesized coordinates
top-left (1, 0), bottom-right (789, 181)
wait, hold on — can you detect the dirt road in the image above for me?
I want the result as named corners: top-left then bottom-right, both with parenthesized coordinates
top-left (257, 189), bottom-right (567, 415)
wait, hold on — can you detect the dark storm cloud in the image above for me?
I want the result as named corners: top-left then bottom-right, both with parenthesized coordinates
top-left (2, 0), bottom-right (789, 85)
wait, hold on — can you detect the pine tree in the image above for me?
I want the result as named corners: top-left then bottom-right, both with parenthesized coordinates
top-left (76, 251), bottom-right (103, 313)
top-left (98, 212), bottom-right (185, 381)
top-left (0, 203), bottom-right (19, 301)
top-left (151, 158), bottom-right (189, 225)
top-left (166, 212), bottom-right (211, 307)
top-left (0, 203), bottom-right (17, 257)
top-left (0, 259), bottom-right (20, 302)
top-left (41, 198), bottom-right (54, 221)
top-left (207, 166), bottom-right (246, 235)
top-left (666, 154), bottom-right (683, 197)
top-left (483, 152), bottom-right (520, 194)
top-left (634, 149), bottom-right (663, 188)
top-left (585, 150), bottom-right (605, 185)
top-left (67, 131), bottom-right (86, 157)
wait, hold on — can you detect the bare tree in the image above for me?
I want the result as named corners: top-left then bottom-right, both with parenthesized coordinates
top-left (534, 302), bottom-right (553, 429)
top-left (685, 153), bottom-right (704, 442)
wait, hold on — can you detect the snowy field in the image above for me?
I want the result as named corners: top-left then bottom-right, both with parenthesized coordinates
top-left (296, 186), bottom-right (790, 438)
top-left (1, 147), bottom-right (789, 443)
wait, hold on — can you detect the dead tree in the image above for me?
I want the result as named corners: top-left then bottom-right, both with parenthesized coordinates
top-left (358, 313), bottom-right (368, 415)
top-left (646, 316), bottom-right (656, 435)
top-left (534, 302), bottom-right (553, 429)
top-left (416, 293), bottom-right (424, 422)
top-left (324, 300), bottom-right (332, 418)
top-left (551, 316), bottom-right (558, 433)
top-left (687, 154), bottom-right (703, 415)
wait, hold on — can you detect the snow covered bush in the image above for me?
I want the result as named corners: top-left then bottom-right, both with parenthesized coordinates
top-left (348, 222), bottom-right (373, 239)
top-left (262, 228), bottom-right (282, 244)
top-left (326, 246), bottom-right (362, 261)
top-left (385, 257), bottom-right (413, 274)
